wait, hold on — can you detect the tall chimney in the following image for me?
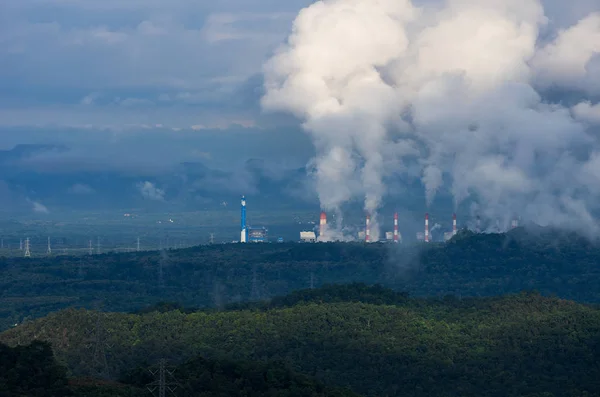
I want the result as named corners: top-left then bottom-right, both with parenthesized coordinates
top-left (425, 213), bottom-right (430, 242)
top-left (365, 214), bottom-right (371, 243)
top-left (240, 196), bottom-right (247, 243)
top-left (319, 211), bottom-right (327, 239)
top-left (452, 213), bottom-right (457, 236)
top-left (393, 212), bottom-right (399, 243)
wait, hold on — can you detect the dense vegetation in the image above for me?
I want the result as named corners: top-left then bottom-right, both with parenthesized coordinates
top-left (2, 228), bottom-right (600, 330)
top-left (0, 341), bottom-right (72, 396)
top-left (2, 284), bottom-right (600, 396)
top-left (119, 356), bottom-right (358, 397)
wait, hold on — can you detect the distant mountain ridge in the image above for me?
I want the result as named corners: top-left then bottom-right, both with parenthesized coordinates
top-left (0, 144), bottom-right (315, 213)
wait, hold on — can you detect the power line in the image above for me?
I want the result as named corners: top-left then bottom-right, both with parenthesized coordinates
top-left (147, 358), bottom-right (179, 397)
top-left (251, 267), bottom-right (261, 301)
top-left (158, 250), bottom-right (167, 291)
top-left (85, 310), bottom-right (112, 379)
top-left (24, 238), bottom-right (31, 258)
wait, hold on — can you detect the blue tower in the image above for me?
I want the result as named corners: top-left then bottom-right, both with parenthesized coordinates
top-left (240, 195), bottom-right (247, 243)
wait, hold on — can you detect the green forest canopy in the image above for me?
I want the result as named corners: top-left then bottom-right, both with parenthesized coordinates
top-left (2, 283), bottom-right (600, 397)
top-left (2, 228), bottom-right (600, 330)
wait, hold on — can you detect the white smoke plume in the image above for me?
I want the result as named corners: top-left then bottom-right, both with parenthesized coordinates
top-left (262, 0), bottom-right (600, 236)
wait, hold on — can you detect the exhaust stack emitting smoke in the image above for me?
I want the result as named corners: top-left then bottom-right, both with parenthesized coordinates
top-left (262, 0), bottom-right (600, 237)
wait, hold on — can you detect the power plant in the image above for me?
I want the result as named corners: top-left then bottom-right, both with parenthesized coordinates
top-left (238, 195), bottom-right (518, 244)
top-left (239, 195), bottom-right (268, 243)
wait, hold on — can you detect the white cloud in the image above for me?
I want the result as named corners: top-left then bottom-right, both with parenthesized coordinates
top-left (572, 102), bottom-right (600, 124)
top-left (31, 201), bottom-right (49, 213)
top-left (68, 183), bottom-right (95, 194)
top-left (137, 181), bottom-right (165, 201)
top-left (0, 0), bottom-right (311, 126)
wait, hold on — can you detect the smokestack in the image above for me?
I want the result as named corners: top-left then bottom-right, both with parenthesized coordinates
top-left (393, 212), bottom-right (399, 243)
top-left (425, 213), bottom-right (430, 242)
top-left (319, 211), bottom-right (327, 239)
top-left (240, 196), bottom-right (247, 243)
top-left (452, 213), bottom-right (457, 236)
top-left (365, 214), bottom-right (371, 243)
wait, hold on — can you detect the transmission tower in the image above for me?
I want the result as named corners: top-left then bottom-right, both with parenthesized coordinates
top-left (85, 311), bottom-right (112, 379)
top-left (250, 267), bottom-right (261, 301)
top-left (78, 259), bottom-right (84, 279)
top-left (47, 237), bottom-right (52, 255)
top-left (88, 240), bottom-right (93, 255)
top-left (147, 358), bottom-right (178, 397)
top-left (24, 238), bottom-right (31, 258)
top-left (158, 250), bottom-right (167, 291)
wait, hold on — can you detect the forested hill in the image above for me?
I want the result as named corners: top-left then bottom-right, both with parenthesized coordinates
top-left (2, 228), bottom-right (600, 330)
top-left (2, 285), bottom-right (600, 396)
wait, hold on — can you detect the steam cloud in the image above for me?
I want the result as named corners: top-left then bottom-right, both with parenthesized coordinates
top-left (262, 0), bottom-right (600, 236)
top-left (137, 181), bottom-right (165, 201)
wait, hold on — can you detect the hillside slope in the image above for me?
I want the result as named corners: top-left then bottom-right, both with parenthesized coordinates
top-left (2, 229), bottom-right (600, 330)
top-left (2, 286), bottom-right (600, 396)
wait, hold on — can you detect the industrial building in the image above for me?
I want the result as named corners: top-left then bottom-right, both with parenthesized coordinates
top-left (239, 196), bottom-right (268, 243)
top-left (300, 231), bottom-right (317, 242)
top-left (248, 227), bottom-right (268, 243)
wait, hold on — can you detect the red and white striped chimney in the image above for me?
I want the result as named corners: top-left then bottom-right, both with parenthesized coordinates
top-left (319, 212), bottom-right (327, 238)
top-left (393, 212), bottom-right (399, 243)
top-left (365, 214), bottom-right (371, 243)
top-left (452, 213), bottom-right (457, 236)
top-left (424, 213), bottom-right (430, 242)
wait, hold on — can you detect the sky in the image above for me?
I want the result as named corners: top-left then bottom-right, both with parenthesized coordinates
top-left (0, 0), bottom-right (324, 170)
top-left (1, 0), bottom-right (600, 230)
top-left (0, 0), bottom-right (313, 129)
top-left (1, 0), bottom-right (598, 134)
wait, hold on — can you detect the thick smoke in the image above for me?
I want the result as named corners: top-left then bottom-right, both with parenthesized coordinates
top-left (262, 0), bottom-right (600, 236)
